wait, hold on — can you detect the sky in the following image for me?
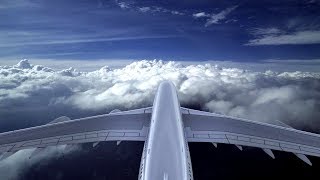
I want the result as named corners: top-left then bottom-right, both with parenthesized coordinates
top-left (1, 0), bottom-right (320, 62)
top-left (1, 1), bottom-right (320, 179)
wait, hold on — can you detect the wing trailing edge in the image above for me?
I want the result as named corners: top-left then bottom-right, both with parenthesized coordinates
top-left (0, 107), bottom-right (152, 160)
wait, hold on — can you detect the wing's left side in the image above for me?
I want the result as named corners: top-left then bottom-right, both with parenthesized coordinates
top-left (0, 107), bottom-right (151, 159)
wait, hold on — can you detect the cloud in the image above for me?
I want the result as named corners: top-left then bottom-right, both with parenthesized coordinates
top-left (193, 12), bottom-right (210, 18)
top-left (307, 0), bottom-right (320, 4)
top-left (116, 1), bottom-right (184, 16)
top-left (1, 59), bottom-right (320, 179)
top-left (170, 10), bottom-right (184, 15)
top-left (206, 6), bottom-right (238, 26)
top-left (1, 59), bottom-right (319, 127)
top-left (225, 19), bottom-right (238, 23)
top-left (249, 27), bottom-right (283, 36)
top-left (262, 59), bottom-right (320, 65)
top-left (139, 7), bottom-right (151, 13)
top-left (143, 6), bottom-right (185, 15)
top-left (116, 1), bottom-right (131, 9)
top-left (246, 29), bottom-right (320, 45)
top-left (0, 35), bottom-right (178, 48)
top-left (0, 145), bottom-right (80, 180)
top-left (0, 0), bottom-right (38, 9)
top-left (193, 6), bottom-right (238, 27)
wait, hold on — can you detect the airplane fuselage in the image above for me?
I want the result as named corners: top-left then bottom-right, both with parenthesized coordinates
top-left (139, 81), bottom-right (193, 180)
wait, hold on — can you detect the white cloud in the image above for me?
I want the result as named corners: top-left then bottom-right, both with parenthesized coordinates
top-left (139, 7), bottom-right (151, 13)
top-left (249, 27), bottom-right (283, 36)
top-left (225, 19), bottom-right (238, 23)
top-left (1, 59), bottom-right (319, 125)
top-left (0, 145), bottom-right (80, 180)
top-left (192, 6), bottom-right (238, 27)
top-left (117, 1), bottom-right (130, 9)
top-left (0, 58), bottom-right (135, 71)
top-left (0, 35), bottom-right (177, 48)
top-left (142, 6), bottom-right (185, 15)
top-left (0, 0), bottom-right (38, 9)
top-left (193, 12), bottom-right (210, 18)
top-left (170, 10), bottom-right (184, 15)
top-left (204, 5), bottom-right (238, 27)
top-left (1, 59), bottom-right (320, 178)
top-left (116, 1), bottom-right (184, 16)
top-left (262, 59), bottom-right (320, 64)
top-left (246, 30), bottom-right (320, 45)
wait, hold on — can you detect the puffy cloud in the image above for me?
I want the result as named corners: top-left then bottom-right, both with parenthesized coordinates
top-left (14, 59), bottom-right (32, 69)
top-left (1, 59), bottom-right (320, 179)
top-left (1, 59), bottom-right (319, 129)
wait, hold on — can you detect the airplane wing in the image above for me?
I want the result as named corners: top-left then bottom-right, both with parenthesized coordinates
top-left (0, 107), bottom-right (151, 157)
top-left (181, 107), bottom-right (320, 165)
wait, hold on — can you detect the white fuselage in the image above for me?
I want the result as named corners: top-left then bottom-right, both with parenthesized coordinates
top-left (139, 81), bottom-right (193, 180)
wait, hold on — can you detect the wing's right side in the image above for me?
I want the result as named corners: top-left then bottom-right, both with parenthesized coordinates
top-left (0, 107), bottom-right (151, 160)
top-left (182, 107), bottom-right (320, 165)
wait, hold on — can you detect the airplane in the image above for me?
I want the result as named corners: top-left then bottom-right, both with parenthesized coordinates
top-left (1, 80), bottom-right (320, 180)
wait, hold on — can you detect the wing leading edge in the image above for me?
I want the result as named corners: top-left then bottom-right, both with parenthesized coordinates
top-left (0, 107), bottom-right (151, 158)
top-left (182, 107), bottom-right (320, 165)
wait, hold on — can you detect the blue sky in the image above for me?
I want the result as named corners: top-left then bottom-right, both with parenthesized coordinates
top-left (1, 0), bottom-right (320, 62)
top-left (1, 2), bottom-right (320, 179)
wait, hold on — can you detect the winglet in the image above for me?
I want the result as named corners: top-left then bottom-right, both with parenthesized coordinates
top-left (294, 153), bottom-right (312, 166)
top-left (262, 148), bottom-right (275, 159)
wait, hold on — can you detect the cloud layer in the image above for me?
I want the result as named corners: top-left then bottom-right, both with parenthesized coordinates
top-left (1, 59), bottom-right (320, 179)
top-left (1, 59), bottom-right (320, 128)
